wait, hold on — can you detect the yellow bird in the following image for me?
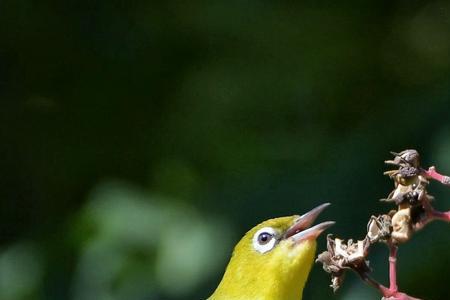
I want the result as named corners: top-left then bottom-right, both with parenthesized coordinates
top-left (208, 203), bottom-right (334, 300)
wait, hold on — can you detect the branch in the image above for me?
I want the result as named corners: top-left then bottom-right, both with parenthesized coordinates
top-left (316, 149), bottom-right (449, 300)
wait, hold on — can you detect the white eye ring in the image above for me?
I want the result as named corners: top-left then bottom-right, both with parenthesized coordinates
top-left (252, 227), bottom-right (278, 253)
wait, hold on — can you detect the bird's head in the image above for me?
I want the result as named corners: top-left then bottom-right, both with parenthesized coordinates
top-left (210, 203), bottom-right (334, 300)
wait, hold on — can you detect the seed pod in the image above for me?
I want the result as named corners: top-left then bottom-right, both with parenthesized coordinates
top-left (367, 215), bottom-right (392, 244)
top-left (391, 208), bottom-right (413, 244)
top-left (385, 150), bottom-right (420, 168)
top-left (316, 235), bottom-right (371, 292)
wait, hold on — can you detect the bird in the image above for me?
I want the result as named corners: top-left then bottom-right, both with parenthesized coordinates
top-left (208, 203), bottom-right (334, 300)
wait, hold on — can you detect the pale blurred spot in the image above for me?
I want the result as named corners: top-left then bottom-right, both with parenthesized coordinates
top-left (82, 181), bottom-right (170, 246)
top-left (0, 242), bottom-right (44, 300)
top-left (71, 180), bottom-right (233, 300)
top-left (155, 215), bottom-right (231, 297)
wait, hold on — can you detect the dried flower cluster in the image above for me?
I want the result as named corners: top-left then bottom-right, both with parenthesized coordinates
top-left (316, 150), bottom-right (450, 300)
top-left (316, 236), bottom-right (370, 292)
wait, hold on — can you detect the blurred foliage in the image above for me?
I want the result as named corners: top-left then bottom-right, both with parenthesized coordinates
top-left (1, 1), bottom-right (450, 300)
top-left (70, 181), bottom-right (232, 300)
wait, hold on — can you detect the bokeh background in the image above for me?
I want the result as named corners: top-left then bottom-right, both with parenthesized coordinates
top-left (1, 1), bottom-right (450, 300)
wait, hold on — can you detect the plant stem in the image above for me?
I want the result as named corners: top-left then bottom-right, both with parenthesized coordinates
top-left (389, 245), bottom-right (398, 292)
top-left (355, 246), bottom-right (423, 300)
top-left (418, 196), bottom-right (450, 228)
top-left (356, 271), bottom-right (389, 296)
top-left (422, 166), bottom-right (450, 186)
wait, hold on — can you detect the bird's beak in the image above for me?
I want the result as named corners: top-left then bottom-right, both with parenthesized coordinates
top-left (284, 203), bottom-right (335, 243)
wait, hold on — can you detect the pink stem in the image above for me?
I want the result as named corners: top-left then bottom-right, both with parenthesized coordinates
top-left (421, 166), bottom-right (450, 186)
top-left (357, 264), bottom-right (422, 300)
top-left (358, 245), bottom-right (423, 300)
top-left (384, 291), bottom-right (424, 300)
top-left (431, 209), bottom-right (450, 222)
top-left (412, 167), bottom-right (450, 226)
top-left (389, 245), bottom-right (398, 292)
top-left (416, 197), bottom-right (450, 229)
top-left (357, 272), bottom-right (389, 295)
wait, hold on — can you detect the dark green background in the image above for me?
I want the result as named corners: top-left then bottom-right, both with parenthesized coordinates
top-left (1, 1), bottom-right (450, 299)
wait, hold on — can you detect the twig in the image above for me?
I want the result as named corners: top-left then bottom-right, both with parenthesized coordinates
top-left (388, 244), bottom-right (398, 293)
top-left (422, 166), bottom-right (450, 186)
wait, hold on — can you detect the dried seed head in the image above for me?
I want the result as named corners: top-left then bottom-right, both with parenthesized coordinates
top-left (367, 215), bottom-right (392, 244)
top-left (386, 150), bottom-right (420, 168)
top-left (391, 208), bottom-right (413, 244)
top-left (398, 166), bottom-right (420, 179)
top-left (316, 235), bottom-right (371, 292)
top-left (331, 273), bottom-right (345, 292)
top-left (384, 150), bottom-right (422, 186)
top-left (316, 250), bottom-right (346, 292)
top-left (382, 174), bottom-right (429, 206)
top-left (333, 238), bottom-right (370, 266)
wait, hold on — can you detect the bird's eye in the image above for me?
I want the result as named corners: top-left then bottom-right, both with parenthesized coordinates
top-left (257, 232), bottom-right (272, 245)
top-left (252, 227), bottom-right (278, 253)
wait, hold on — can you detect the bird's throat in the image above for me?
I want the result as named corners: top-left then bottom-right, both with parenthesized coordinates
top-left (209, 241), bottom-right (316, 300)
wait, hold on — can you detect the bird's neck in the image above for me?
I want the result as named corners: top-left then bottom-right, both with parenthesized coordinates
top-left (209, 245), bottom-right (316, 300)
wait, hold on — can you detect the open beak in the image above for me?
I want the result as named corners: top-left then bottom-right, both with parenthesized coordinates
top-left (284, 203), bottom-right (335, 243)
